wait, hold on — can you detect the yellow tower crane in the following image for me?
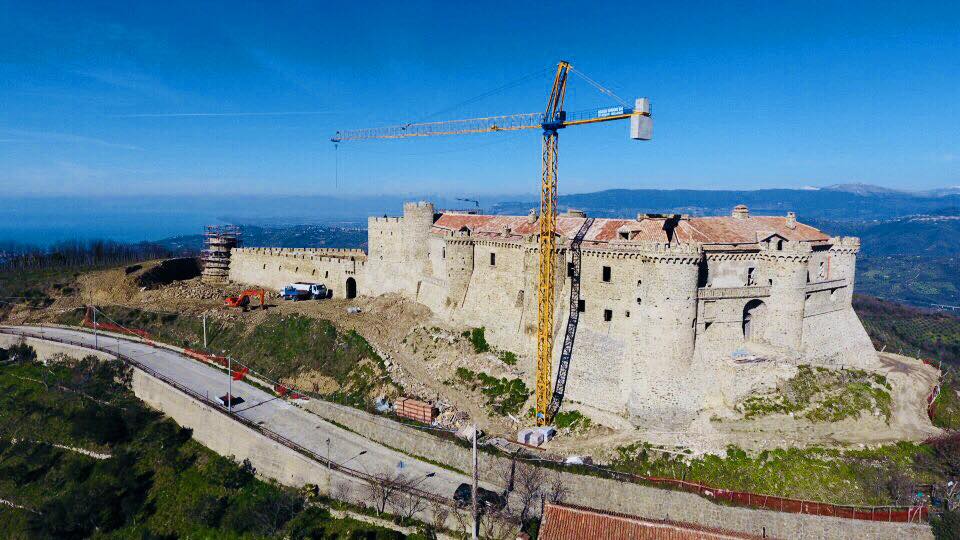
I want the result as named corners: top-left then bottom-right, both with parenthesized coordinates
top-left (333, 61), bottom-right (652, 425)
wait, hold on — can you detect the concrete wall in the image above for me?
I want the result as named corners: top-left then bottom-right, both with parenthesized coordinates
top-left (132, 369), bottom-right (335, 492)
top-left (0, 333), bottom-right (114, 362)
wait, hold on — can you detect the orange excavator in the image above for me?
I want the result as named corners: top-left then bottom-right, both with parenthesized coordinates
top-left (224, 289), bottom-right (266, 310)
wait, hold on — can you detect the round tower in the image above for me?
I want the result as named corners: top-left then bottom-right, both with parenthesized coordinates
top-left (760, 241), bottom-right (811, 351)
top-left (626, 242), bottom-right (703, 423)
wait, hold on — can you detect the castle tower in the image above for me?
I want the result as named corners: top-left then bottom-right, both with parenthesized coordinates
top-left (760, 240), bottom-right (811, 351)
top-left (402, 201), bottom-right (436, 281)
top-left (444, 230), bottom-right (475, 308)
top-left (627, 242), bottom-right (703, 422)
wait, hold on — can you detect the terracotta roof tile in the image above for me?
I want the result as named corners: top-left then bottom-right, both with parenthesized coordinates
top-left (538, 503), bottom-right (771, 540)
top-left (432, 212), bottom-right (829, 247)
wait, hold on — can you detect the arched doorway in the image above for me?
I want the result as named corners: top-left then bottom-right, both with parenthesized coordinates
top-left (742, 299), bottom-right (766, 341)
top-left (345, 277), bottom-right (357, 299)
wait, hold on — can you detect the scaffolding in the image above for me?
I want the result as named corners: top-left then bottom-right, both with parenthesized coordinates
top-left (201, 225), bottom-right (241, 284)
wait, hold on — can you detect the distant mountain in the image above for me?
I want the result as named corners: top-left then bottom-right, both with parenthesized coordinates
top-left (491, 185), bottom-right (960, 221)
top-left (821, 183), bottom-right (908, 196)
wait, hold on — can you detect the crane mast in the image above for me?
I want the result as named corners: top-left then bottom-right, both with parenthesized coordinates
top-left (332, 61), bottom-right (652, 425)
top-left (535, 61), bottom-right (570, 424)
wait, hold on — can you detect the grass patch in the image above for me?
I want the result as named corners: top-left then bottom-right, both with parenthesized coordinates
top-left (932, 370), bottom-right (960, 430)
top-left (454, 367), bottom-right (529, 416)
top-left (497, 350), bottom-right (518, 366)
top-left (463, 327), bottom-right (490, 353)
top-left (736, 365), bottom-right (892, 422)
top-left (552, 410), bottom-right (592, 432)
top-left (612, 441), bottom-right (941, 506)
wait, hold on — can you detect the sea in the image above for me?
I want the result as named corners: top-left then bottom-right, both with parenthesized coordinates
top-left (0, 194), bottom-right (471, 248)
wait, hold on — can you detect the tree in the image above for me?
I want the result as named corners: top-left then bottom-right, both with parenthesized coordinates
top-left (364, 469), bottom-right (411, 515)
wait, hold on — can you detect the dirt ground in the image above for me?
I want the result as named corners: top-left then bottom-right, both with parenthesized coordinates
top-left (6, 262), bottom-right (945, 458)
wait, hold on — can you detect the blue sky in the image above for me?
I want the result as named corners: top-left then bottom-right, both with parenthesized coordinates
top-left (0, 0), bottom-right (957, 198)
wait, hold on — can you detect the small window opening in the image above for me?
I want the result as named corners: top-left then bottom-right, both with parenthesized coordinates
top-left (490, 252), bottom-right (496, 266)
top-left (262, 264), bottom-right (266, 270)
top-left (577, 299), bottom-right (586, 312)
top-left (602, 266), bottom-right (611, 282)
top-left (567, 262), bottom-right (575, 277)
top-left (603, 309), bottom-right (613, 322)
top-left (636, 297), bottom-right (642, 305)
top-left (768, 278), bottom-right (773, 286)
top-left (442, 247), bottom-right (446, 259)
top-left (625, 311), bottom-right (631, 318)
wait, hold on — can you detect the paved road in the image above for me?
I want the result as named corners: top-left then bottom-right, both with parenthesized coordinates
top-left (1, 325), bottom-right (474, 500)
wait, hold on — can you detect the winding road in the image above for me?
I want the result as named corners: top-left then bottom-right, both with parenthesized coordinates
top-left (0, 325), bottom-right (476, 501)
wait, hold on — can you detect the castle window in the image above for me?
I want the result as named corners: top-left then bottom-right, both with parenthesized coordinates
top-left (578, 299), bottom-right (586, 312)
top-left (636, 297), bottom-right (642, 305)
top-left (568, 262), bottom-right (575, 277)
top-left (768, 279), bottom-right (773, 286)
top-left (603, 309), bottom-right (613, 322)
top-left (325, 271), bottom-right (329, 278)
top-left (490, 252), bottom-right (496, 266)
top-left (263, 264), bottom-right (266, 270)
top-left (619, 231), bottom-right (629, 240)
top-left (625, 311), bottom-right (630, 318)
top-left (312, 270), bottom-right (316, 276)
top-left (602, 266), bottom-right (611, 282)
top-left (747, 267), bottom-right (756, 286)
top-left (442, 247), bottom-right (446, 259)
top-left (776, 239), bottom-right (784, 251)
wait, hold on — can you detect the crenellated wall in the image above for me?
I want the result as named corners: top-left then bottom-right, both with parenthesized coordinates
top-left (228, 248), bottom-right (365, 299)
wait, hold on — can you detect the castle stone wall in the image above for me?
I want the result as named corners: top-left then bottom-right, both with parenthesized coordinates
top-left (225, 202), bottom-right (879, 424)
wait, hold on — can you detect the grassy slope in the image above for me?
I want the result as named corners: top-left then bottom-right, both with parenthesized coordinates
top-left (0, 350), bottom-right (411, 539)
top-left (57, 307), bottom-right (399, 408)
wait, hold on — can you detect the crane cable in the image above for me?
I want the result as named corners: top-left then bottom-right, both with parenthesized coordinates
top-left (569, 67), bottom-right (630, 108)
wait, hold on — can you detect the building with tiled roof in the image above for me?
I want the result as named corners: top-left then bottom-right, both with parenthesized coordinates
top-left (538, 503), bottom-right (772, 540)
top-left (229, 200), bottom-right (878, 425)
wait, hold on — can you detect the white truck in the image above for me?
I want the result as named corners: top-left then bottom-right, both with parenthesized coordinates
top-left (280, 282), bottom-right (328, 301)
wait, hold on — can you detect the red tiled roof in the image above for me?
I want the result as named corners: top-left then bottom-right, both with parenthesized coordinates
top-left (432, 212), bottom-right (828, 246)
top-left (538, 503), bottom-right (771, 540)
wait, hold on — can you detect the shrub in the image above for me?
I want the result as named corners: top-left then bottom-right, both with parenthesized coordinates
top-left (469, 327), bottom-right (489, 353)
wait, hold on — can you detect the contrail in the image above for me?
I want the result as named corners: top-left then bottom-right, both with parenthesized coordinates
top-left (113, 111), bottom-right (335, 118)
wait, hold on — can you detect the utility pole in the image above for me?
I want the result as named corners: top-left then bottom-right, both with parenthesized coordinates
top-left (472, 423), bottom-right (479, 540)
top-left (227, 355), bottom-right (233, 412)
top-left (93, 306), bottom-right (98, 349)
top-left (326, 438), bottom-right (331, 471)
top-left (203, 312), bottom-right (208, 349)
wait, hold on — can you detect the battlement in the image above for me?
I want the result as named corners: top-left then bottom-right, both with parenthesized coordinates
top-left (369, 216), bottom-right (403, 224)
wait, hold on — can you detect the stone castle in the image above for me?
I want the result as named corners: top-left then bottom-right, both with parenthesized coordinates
top-left (228, 201), bottom-right (877, 426)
